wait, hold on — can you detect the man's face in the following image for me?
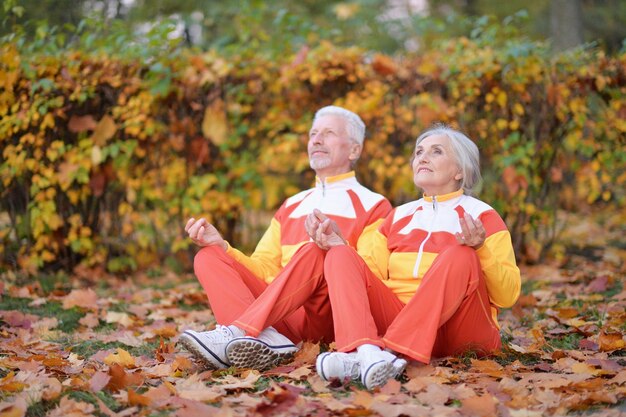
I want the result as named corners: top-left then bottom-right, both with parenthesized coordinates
top-left (308, 114), bottom-right (361, 178)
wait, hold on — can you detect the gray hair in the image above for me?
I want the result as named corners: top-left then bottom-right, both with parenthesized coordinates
top-left (413, 124), bottom-right (482, 195)
top-left (314, 106), bottom-right (366, 146)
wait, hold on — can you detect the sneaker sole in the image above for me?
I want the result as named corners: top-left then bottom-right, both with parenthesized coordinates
top-left (362, 360), bottom-right (394, 390)
top-left (391, 357), bottom-right (408, 379)
top-left (226, 338), bottom-right (297, 371)
top-left (178, 332), bottom-right (229, 370)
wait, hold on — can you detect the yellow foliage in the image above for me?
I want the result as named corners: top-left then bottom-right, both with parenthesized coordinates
top-left (1, 40), bottom-right (623, 272)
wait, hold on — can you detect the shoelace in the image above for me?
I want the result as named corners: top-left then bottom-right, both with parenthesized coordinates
top-left (344, 355), bottom-right (360, 379)
top-left (203, 325), bottom-right (232, 343)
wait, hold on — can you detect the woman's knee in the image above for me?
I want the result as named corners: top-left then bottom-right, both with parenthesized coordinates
top-left (298, 242), bottom-right (326, 258)
top-left (193, 245), bottom-right (229, 271)
top-left (438, 244), bottom-right (479, 264)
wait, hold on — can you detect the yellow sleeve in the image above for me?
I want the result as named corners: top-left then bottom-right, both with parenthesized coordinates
top-left (476, 230), bottom-right (521, 308)
top-left (356, 220), bottom-right (390, 281)
top-left (226, 218), bottom-right (282, 282)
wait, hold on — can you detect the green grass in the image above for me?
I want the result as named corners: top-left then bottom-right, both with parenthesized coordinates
top-left (68, 390), bottom-right (121, 413)
top-left (547, 333), bottom-right (584, 351)
top-left (62, 338), bottom-right (164, 360)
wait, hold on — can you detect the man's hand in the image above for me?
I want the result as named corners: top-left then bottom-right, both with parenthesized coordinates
top-left (306, 209), bottom-right (346, 250)
top-left (185, 218), bottom-right (227, 251)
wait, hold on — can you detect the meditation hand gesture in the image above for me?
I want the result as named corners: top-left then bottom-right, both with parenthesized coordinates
top-left (185, 218), bottom-right (227, 251)
top-left (455, 212), bottom-right (486, 249)
top-left (305, 209), bottom-right (347, 250)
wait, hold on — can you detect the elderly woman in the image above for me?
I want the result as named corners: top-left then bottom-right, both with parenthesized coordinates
top-left (306, 124), bottom-right (521, 389)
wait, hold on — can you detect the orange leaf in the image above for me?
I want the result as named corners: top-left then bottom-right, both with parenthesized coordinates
top-left (461, 395), bottom-right (497, 417)
top-left (92, 115), bottom-right (117, 146)
top-left (127, 389), bottom-right (151, 407)
top-left (470, 359), bottom-right (505, 378)
top-left (290, 341), bottom-right (320, 367)
top-left (598, 331), bottom-right (626, 351)
top-left (68, 115), bottom-right (97, 133)
top-left (372, 54), bottom-right (397, 76)
top-left (106, 364), bottom-right (143, 392)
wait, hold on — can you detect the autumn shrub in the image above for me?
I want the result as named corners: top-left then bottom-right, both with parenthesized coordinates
top-left (1, 34), bottom-right (624, 274)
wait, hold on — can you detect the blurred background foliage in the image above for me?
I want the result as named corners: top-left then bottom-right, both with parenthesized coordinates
top-left (2, 0), bottom-right (626, 55)
top-left (0, 0), bottom-right (625, 276)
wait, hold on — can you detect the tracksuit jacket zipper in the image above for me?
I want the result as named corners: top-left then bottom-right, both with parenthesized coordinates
top-left (412, 195), bottom-right (438, 278)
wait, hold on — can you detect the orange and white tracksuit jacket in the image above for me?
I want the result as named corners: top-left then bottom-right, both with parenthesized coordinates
top-left (225, 171), bottom-right (392, 283)
top-left (358, 188), bottom-right (521, 327)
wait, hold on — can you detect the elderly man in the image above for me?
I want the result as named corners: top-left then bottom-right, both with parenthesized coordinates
top-left (179, 106), bottom-right (391, 371)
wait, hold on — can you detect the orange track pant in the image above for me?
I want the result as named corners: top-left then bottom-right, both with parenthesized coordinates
top-left (324, 245), bottom-right (502, 363)
top-left (194, 243), bottom-right (334, 343)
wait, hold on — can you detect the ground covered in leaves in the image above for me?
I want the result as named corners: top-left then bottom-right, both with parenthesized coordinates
top-left (1, 211), bottom-right (625, 417)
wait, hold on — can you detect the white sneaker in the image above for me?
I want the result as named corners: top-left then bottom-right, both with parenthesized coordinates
top-left (178, 325), bottom-right (237, 369)
top-left (316, 352), bottom-right (360, 382)
top-left (357, 350), bottom-right (397, 390)
top-left (390, 356), bottom-right (408, 379)
top-left (225, 327), bottom-right (298, 371)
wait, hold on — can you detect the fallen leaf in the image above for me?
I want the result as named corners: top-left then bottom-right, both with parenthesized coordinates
top-left (470, 359), bottom-right (506, 378)
top-left (47, 397), bottom-right (96, 417)
top-left (41, 377), bottom-right (62, 401)
top-left (461, 394), bottom-right (497, 417)
top-left (62, 288), bottom-right (98, 310)
top-left (176, 374), bottom-right (223, 403)
top-left (127, 389), bottom-right (151, 407)
top-left (104, 312), bottom-right (135, 328)
top-left (286, 366), bottom-right (311, 380)
top-left (106, 364), bottom-right (143, 392)
top-left (216, 370), bottom-right (261, 390)
top-left (586, 275), bottom-right (609, 293)
top-left (104, 348), bottom-right (136, 368)
top-left (89, 371), bottom-right (111, 392)
top-left (291, 341), bottom-right (320, 367)
top-left (0, 397), bottom-right (28, 417)
top-left (598, 331), bottom-right (626, 351)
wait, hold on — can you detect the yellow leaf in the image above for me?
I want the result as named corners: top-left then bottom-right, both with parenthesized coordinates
top-left (92, 116), bottom-right (117, 146)
top-left (202, 100), bottom-right (228, 145)
top-left (571, 362), bottom-right (600, 375)
top-left (104, 348), bottom-right (136, 368)
top-left (91, 145), bottom-right (103, 165)
top-left (497, 91), bottom-right (507, 107)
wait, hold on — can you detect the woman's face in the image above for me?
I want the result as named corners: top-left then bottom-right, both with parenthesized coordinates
top-left (412, 134), bottom-right (463, 196)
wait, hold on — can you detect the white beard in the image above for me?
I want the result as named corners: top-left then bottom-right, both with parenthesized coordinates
top-left (310, 157), bottom-right (330, 170)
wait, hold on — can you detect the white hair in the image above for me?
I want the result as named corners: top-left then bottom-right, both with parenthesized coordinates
top-left (313, 106), bottom-right (366, 146)
top-left (413, 124), bottom-right (482, 195)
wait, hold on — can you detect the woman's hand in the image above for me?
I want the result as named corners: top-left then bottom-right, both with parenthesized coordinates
top-left (455, 212), bottom-right (486, 249)
top-left (185, 218), bottom-right (227, 251)
top-left (306, 209), bottom-right (347, 250)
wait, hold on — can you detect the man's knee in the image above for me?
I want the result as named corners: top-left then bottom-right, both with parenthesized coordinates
top-left (325, 245), bottom-right (354, 263)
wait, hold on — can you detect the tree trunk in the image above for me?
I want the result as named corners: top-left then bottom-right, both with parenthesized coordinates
top-left (550, 0), bottom-right (584, 51)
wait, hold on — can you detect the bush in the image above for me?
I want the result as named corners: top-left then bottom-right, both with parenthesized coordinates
top-left (1, 29), bottom-right (624, 274)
